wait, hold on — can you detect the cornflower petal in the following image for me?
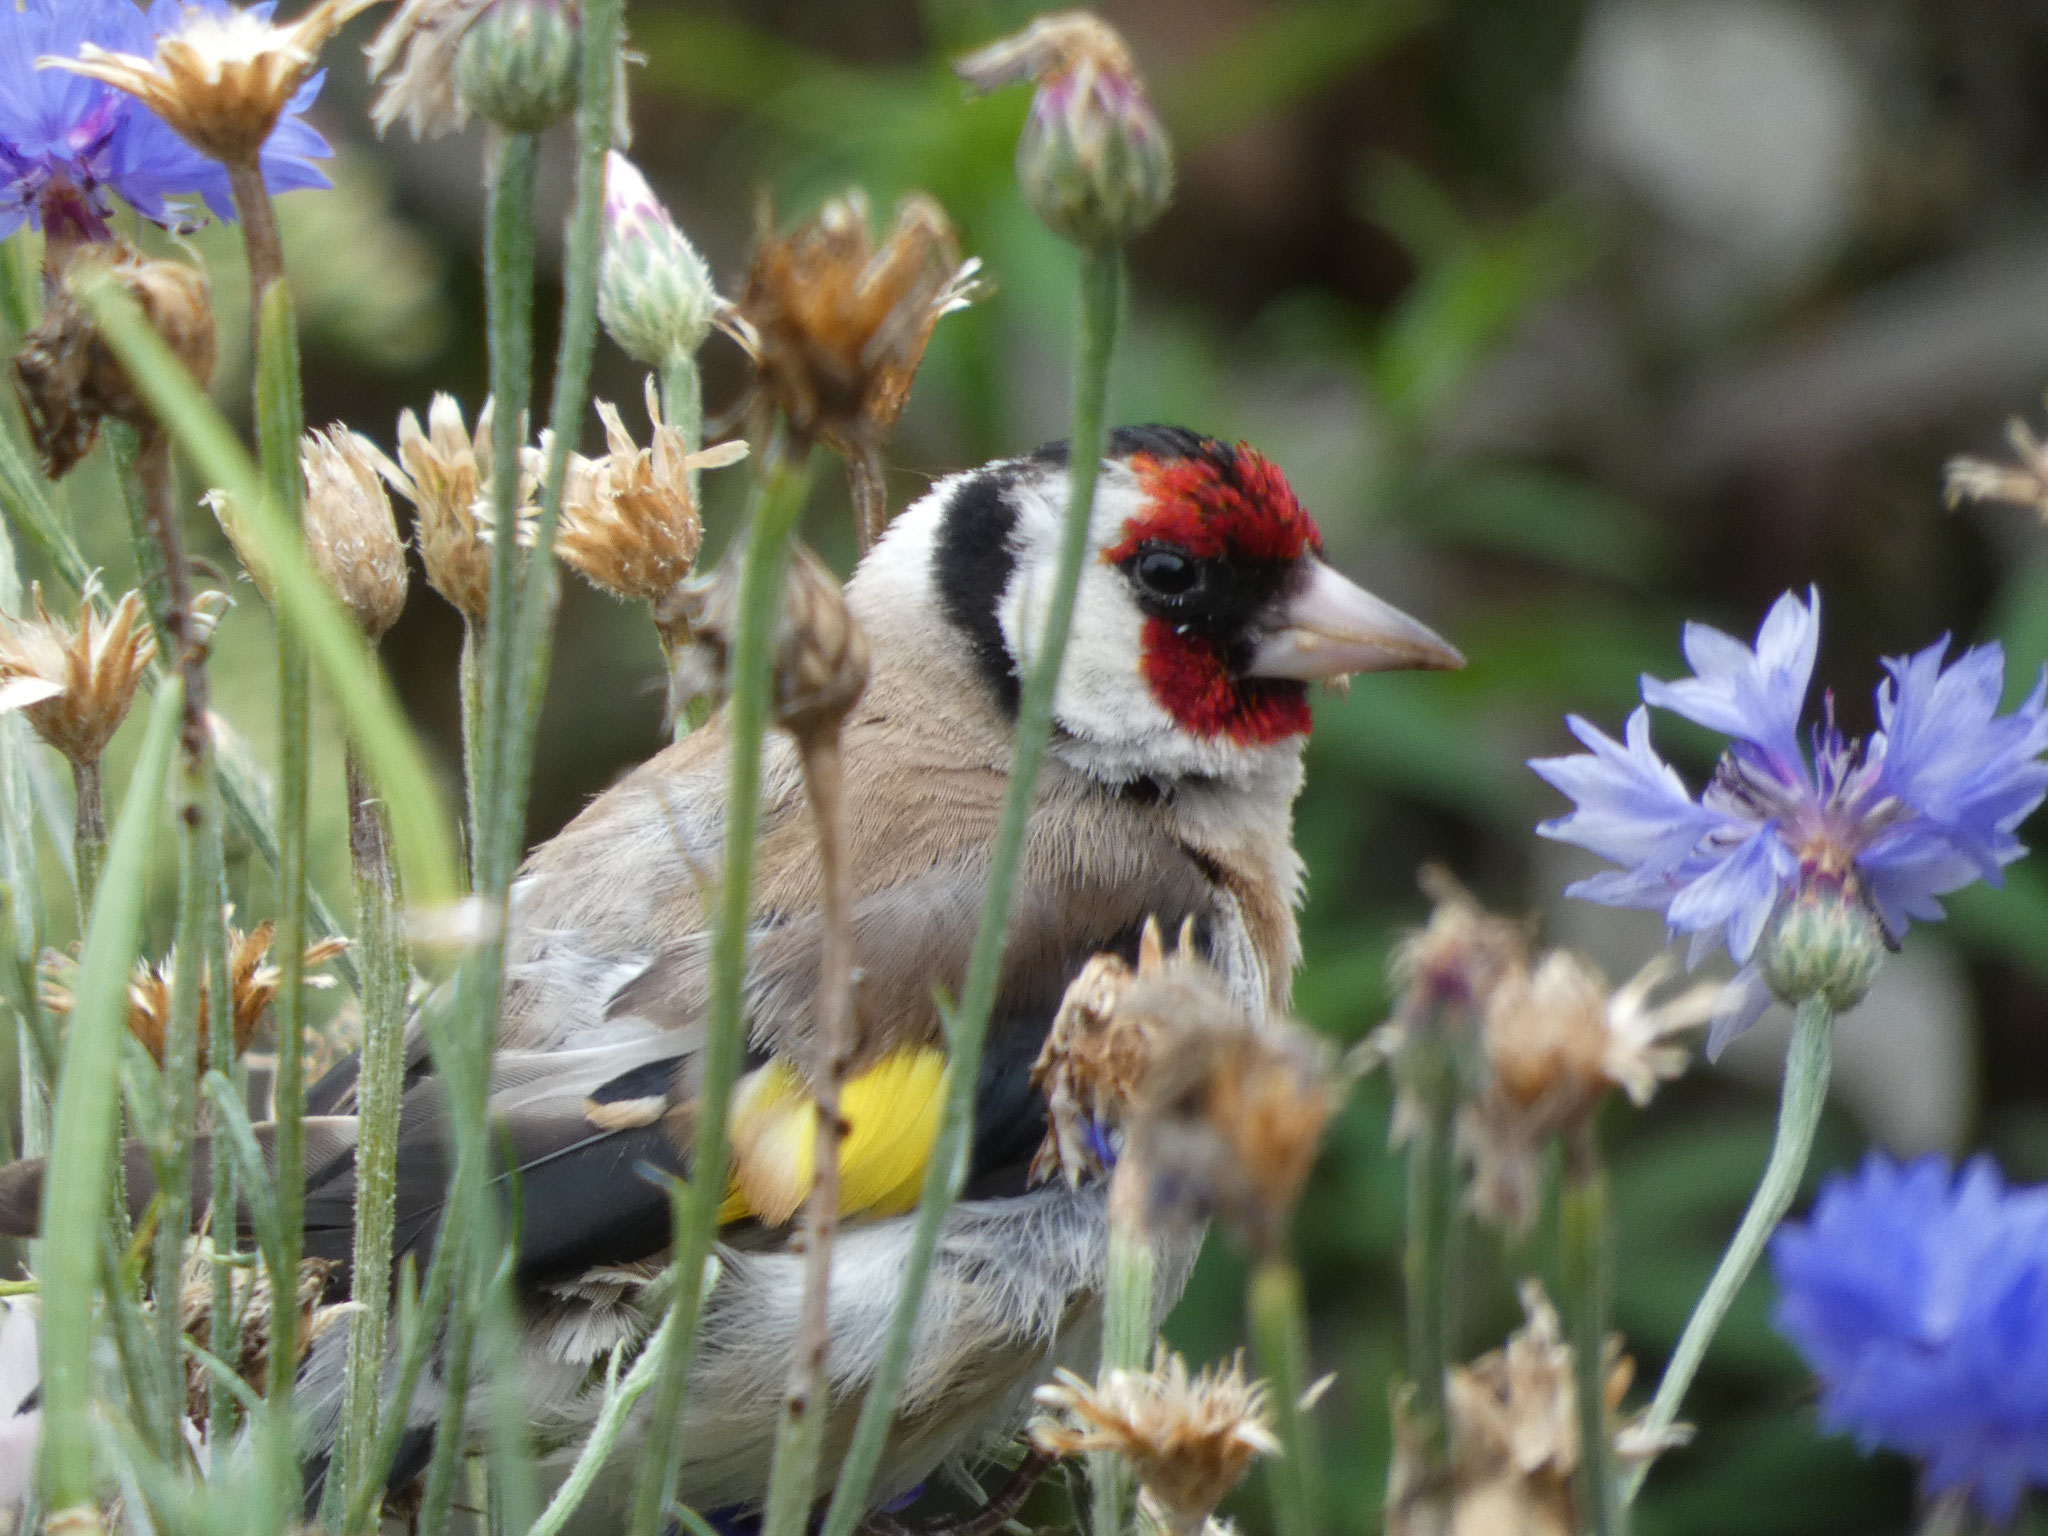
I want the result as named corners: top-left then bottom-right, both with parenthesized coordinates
top-left (1641, 587), bottom-right (1819, 779)
top-left (1531, 708), bottom-right (1728, 872)
top-left (1663, 824), bottom-right (1794, 965)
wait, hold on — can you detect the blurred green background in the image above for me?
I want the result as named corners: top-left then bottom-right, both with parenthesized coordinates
top-left (18, 0), bottom-right (2048, 1531)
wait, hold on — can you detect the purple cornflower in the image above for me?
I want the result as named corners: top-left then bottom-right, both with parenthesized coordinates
top-left (1530, 589), bottom-right (2048, 1050)
top-left (0, 0), bottom-right (329, 247)
top-left (1772, 1153), bottom-right (2048, 1522)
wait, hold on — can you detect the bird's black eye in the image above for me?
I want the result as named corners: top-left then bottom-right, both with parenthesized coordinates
top-left (1132, 545), bottom-right (1203, 600)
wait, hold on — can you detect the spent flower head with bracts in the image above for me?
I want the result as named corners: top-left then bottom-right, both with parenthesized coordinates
top-left (303, 425), bottom-right (409, 640)
top-left (0, 582), bottom-right (159, 766)
top-left (956, 11), bottom-right (1174, 250)
top-left (598, 152), bottom-right (724, 369)
top-left (1530, 589), bottom-right (2048, 1053)
top-left (1031, 1346), bottom-right (1288, 1536)
top-left (39, 0), bottom-right (351, 173)
top-left (0, 0), bottom-right (327, 257)
top-left (1946, 397), bottom-right (2048, 525)
top-left (377, 393), bottom-right (536, 624)
top-left (450, 0), bottom-right (578, 133)
top-left (13, 243), bottom-right (216, 477)
top-left (1771, 1153), bottom-right (2048, 1523)
top-left (732, 189), bottom-right (982, 547)
top-left (546, 378), bottom-right (747, 632)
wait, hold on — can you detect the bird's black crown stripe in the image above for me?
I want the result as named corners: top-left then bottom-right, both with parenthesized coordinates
top-left (933, 463), bottom-right (1024, 715)
top-left (1031, 423), bottom-right (1236, 472)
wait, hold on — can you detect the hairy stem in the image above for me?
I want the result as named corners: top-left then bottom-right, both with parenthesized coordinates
top-left (761, 726), bottom-right (859, 1536)
top-left (226, 159), bottom-right (287, 305)
top-left (1399, 1020), bottom-right (1458, 1495)
top-left (1562, 1134), bottom-right (1620, 1536)
top-left (1624, 995), bottom-right (1834, 1503)
top-left (1093, 1212), bottom-right (1156, 1536)
top-left (819, 244), bottom-right (1126, 1536)
top-left (69, 758), bottom-right (104, 924)
top-left (846, 445), bottom-right (888, 554)
top-left (1251, 1257), bottom-right (1322, 1536)
top-left (626, 451), bottom-right (814, 1536)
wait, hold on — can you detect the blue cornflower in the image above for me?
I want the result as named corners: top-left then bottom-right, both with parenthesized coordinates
top-left (1530, 589), bottom-right (2048, 1050)
top-left (1772, 1153), bottom-right (2048, 1522)
top-left (0, 0), bottom-right (328, 246)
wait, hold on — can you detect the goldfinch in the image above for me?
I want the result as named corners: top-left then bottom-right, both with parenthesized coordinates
top-left (0, 425), bottom-right (1460, 1527)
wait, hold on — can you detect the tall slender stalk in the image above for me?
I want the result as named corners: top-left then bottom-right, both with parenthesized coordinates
top-left (70, 759), bottom-right (105, 923)
top-left (1623, 996), bottom-right (1834, 1503)
top-left (324, 752), bottom-right (408, 1528)
top-left (818, 245), bottom-right (1126, 1536)
top-left (36, 678), bottom-right (182, 1522)
top-left (1251, 1258), bottom-right (1322, 1536)
top-left (626, 452), bottom-right (815, 1536)
top-left (1561, 1136), bottom-right (1619, 1536)
top-left (759, 722), bottom-right (859, 1536)
top-left (1400, 1027), bottom-right (1459, 1490)
top-left (1092, 1215), bottom-right (1156, 1536)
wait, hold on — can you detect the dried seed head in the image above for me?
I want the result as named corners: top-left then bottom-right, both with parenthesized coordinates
top-left (673, 540), bottom-right (871, 743)
top-left (379, 394), bottom-right (535, 623)
top-left (367, 0), bottom-right (496, 139)
top-left (13, 246), bottom-right (215, 478)
top-left (1030, 915), bottom-right (1204, 1189)
top-left (1390, 866), bottom-right (1532, 1020)
top-left (549, 378), bottom-right (746, 621)
top-left (1386, 1282), bottom-right (1671, 1536)
top-left (302, 425), bottom-right (410, 639)
top-left (1120, 964), bottom-right (1337, 1253)
top-left (44, 0), bottom-right (376, 168)
top-left (46, 918), bottom-right (347, 1069)
top-left (733, 189), bottom-right (982, 477)
top-left (957, 11), bottom-right (1174, 249)
top-left (1031, 1346), bottom-right (1281, 1536)
top-left (178, 1243), bottom-right (345, 1418)
top-left (1946, 400), bottom-right (2048, 523)
top-left (0, 584), bottom-right (159, 766)
top-left (599, 153), bottom-right (724, 368)
top-left (452, 0), bottom-right (580, 133)
top-left (1462, 952), bottom-right (1719, 1234)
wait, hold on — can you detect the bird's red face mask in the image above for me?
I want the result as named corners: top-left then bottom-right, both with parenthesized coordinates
top-left (1106, 442), bottom-right (1462, 747)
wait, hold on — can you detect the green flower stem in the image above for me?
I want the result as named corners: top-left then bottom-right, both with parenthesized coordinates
top-left (1398, 1020), bottom-right (1458, 1491)
top-left (253, 281), bottom-right (311, 1518)
top-left (530, 1300), bottom-right (684, 1536)
top-left (818, 245), bottom-right (1126, 1536)
top-left (1093, 1218), bottom-right (1156, 1536)
top-left (1561, 1137), bottom-right (1619, 1536)
top-left (70, 759), bottom-right (105, 925)
top-left (36, 677), bottom-right (181, 1517)
top-left (1624, 995), bottom-right (1835, 1504)
top-left (1251, 1257), bottom-right (1322, 1536)
top-left (80, 275), bottom-right (463, 920)
top-left (626, 449), bottom-right (815, 1536)
top-left (458, 620), bottom-right (484, 880)
top-left (204, 874), bottom-right (238, 1478)
top-left (323, 751), bottom-right (409, 1530)
top-left (658, 348), bottom-right (705, 508)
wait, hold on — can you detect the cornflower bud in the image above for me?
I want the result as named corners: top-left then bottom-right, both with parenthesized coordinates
top-left (377, 394), bottom-right (536, 624)
top-left (1759, 874), bottom-right (1885, 1013)
top-left (302, 425), bottom-right (410, 640)
top-left (44, 0), bottom-right (375, 168)
top-left (598, 153), bottom-right (722, 368)
top-left (674, 542), bottom-right (870, 743)
top-left (12, 246), bottom-right (215, 477)
top-left (0, 584), bottom-right (158, 768)
top-left (453, 0), bottom-right (580, 133)
top-left (956, 11), bottom-right (1174, 249)
top-left (1032, 1347), bottom-right (1288, 1536)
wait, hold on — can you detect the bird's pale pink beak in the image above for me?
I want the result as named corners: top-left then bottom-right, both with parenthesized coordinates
top-left (1245, 559), bottom-right (1464, 680)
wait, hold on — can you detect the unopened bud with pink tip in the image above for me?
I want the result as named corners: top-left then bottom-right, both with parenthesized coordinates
top-left (957, 11), bottom-right (1174, 250)
top-left (598, 152), bottom-right (721, 369)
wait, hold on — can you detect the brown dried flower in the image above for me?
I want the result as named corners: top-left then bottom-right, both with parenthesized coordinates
top-left (1031, 1346), bottom-right (1282, 1536)
top-left (303, 425), bottom-right (411, 640)
top-left (44, 919), bottom-right (348, 1068)
top-left (1462, 952), bottom-right (1721, 1234)
top-left (0, 584), bottom-right (158, 767)
top-left (179, 1245), bottom-right (344, 1417)
top-left (12, 247), bottom-right (215, 478)
top-left (377, 394), bottom-right (536, 623)
top-left (733, 190), bottom-right (983, 548)
top-left (1386, 1282), bottom-right (1679, 1536)
top-left (1119, 962), bottom-right (1337, 1254)
top-left (367, 0), bottom-right (498, 140)
top-left (1946, 401), bottom-right (2048, 523)
top-left (1030, 916), bottom-right (1204, 1189)
top-left (45, 0), bottom-right (378, 168)
top-left (549, 379), bottom-right (748, 634)
top-left (674, 541), bottom-right (871, 742)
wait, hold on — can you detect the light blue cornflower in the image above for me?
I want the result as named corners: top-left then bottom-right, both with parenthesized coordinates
top-left (1530, 589), bottom-right (2048, 1051)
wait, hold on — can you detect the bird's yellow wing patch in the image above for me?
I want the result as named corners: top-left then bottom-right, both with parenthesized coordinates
top-left (725, 1046), bottom-right (948, 1227)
